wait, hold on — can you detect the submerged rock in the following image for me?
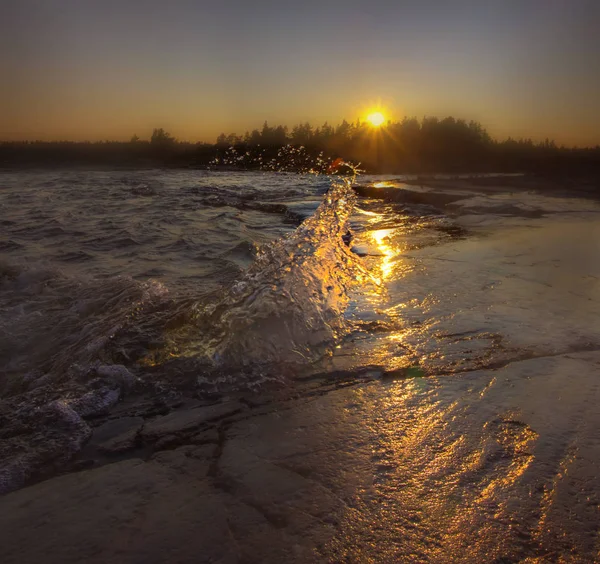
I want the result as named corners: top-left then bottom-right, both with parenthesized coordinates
top-left (354, 183), bottom-right (466, 207)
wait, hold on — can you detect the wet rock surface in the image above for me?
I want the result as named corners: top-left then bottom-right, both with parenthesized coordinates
top-left (0, 400), bottom-right (92, 495)
top-left (2, 351), bottom-right (600, 563)
top-left (141, 401), bottom-right (244, 438)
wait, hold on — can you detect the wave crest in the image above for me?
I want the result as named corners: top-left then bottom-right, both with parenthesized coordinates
top-left (192, 179), bottom-right (366, 368)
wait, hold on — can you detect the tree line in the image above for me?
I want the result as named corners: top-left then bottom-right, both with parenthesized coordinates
top-left (2, 118), bottom-right (600, 175)
top-left (215, 117), bottom-right (600, 174)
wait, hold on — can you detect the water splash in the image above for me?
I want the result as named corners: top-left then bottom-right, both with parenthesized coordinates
top-left (1, 161), bottom-right (367, 394)
top-left (212, 182), bottom-right (364, 366)
top-left (210, 144), bottom-right (356, 176)
top-left (153, 164), bottom-right (369, 373)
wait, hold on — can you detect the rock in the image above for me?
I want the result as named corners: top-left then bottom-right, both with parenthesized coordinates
top-left (96, 365), bottom-right (137, 391)
top-left (219, 424), bottom-right (343, 536)
top-left (0, 458), bottom-right (312, 564)
top-left (153, 434), bottom-right (181, 451)
top-left (151, 443), bottom-right (217, 476)
top-left (0, 460), bottom-right (236, 563)
top-left (68, 387), bottom-right (121, 418)
top-left (189, 443), bottom-right (218, 460)
top-left (353, 184), bottom-right (466, 207)
top-left (0, 457), bottom-right (32, 498)
top-left (92, 416), bottom-right (144, 443)
top-left (97, 430), bottom-right (139, 454)
top-left (27, 372), bottom-right (53, 390)
top-left (0, 400), bottom-right (91, 495)
top-left (91, 417), bottom-right (144, 454)
top-left (142, 402), bottom-right (243, 439)
top-left (192, 428), bottom-right (220, 444)
top-left (72, 458), bottom-right (95, 471)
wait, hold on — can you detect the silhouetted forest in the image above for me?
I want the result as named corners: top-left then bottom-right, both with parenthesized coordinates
top-left (2, 118), bottom-right (600, 175)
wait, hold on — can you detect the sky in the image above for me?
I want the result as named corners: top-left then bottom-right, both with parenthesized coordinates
top-left (2, 0), bottom-right (599, 146)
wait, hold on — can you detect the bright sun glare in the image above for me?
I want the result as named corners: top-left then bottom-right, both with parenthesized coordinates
top-left (367, 112), bottom-right (386, 127)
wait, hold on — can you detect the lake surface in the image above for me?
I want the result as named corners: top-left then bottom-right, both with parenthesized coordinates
top-left (0, 169), bottom-right (478, 387)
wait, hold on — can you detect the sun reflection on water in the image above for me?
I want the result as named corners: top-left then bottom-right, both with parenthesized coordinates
top-left (370, 227), bottom-right (397, 282)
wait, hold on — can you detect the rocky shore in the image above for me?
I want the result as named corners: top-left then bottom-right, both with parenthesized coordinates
top-left (1, 177), bottom-right (599, 562)
top-left (2, 349), bottom-right (600, 563)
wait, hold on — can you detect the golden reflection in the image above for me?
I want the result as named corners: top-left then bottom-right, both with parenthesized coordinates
top-left (373, 181), bottom-right (393, 188)
top-left (535, 447), bottom-right (576, 543)
top-left (355, 207), bottom-right (382, 217)
top-left (370, 228), bottom-right (397, 282)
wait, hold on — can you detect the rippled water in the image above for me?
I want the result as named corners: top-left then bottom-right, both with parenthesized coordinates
top-left (0, 170), bottom-right (418, 386)
top-left (0, 170), bottom-right (333, 387)
top-left (0, 170), bottom-right (327, 287)
top-left (2, 169), bottom-right (599, 395)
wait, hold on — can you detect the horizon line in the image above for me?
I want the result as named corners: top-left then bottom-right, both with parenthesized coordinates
top-left (2, 115), bottom-right (600, 149)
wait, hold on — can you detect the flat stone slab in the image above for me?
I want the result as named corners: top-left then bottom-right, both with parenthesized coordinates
top-left (141, 401), bottom-right (243, 439)
top-left (353, 184), bottom-right (467, 207)
top-left (0, 457), bottom-right (329, 564)
top-left (92, 416), bottom-right (144, 443)
top-left (78, 416), bottom-right (145, 456)
top-left (0, 459), bottom-right (238, 564)
top-left (2, 353), bottom-right (600, 563)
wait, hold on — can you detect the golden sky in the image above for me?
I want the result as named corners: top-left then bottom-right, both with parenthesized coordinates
top-left (2, 0), bottom-right (599, 146)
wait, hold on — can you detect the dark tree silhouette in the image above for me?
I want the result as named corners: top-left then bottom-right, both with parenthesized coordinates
top-left (2, 117), bottom-right (600, 177)
top-left (150, 128), bottom-right (176, 147)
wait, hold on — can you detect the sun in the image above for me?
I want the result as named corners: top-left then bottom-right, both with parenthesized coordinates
top-left (367, 112), bottom-right (386, 127)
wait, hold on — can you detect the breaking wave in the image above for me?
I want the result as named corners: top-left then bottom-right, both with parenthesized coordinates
top-left (1, 169), bottom-right (372, 399)
top-left (202, 178), bottom-right (366, 367)
top-left (145, 177), bottom-right (369, 376)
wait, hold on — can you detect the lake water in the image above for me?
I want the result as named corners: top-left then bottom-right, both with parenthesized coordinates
top-left (0, 169), bottom-right (471, 388)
